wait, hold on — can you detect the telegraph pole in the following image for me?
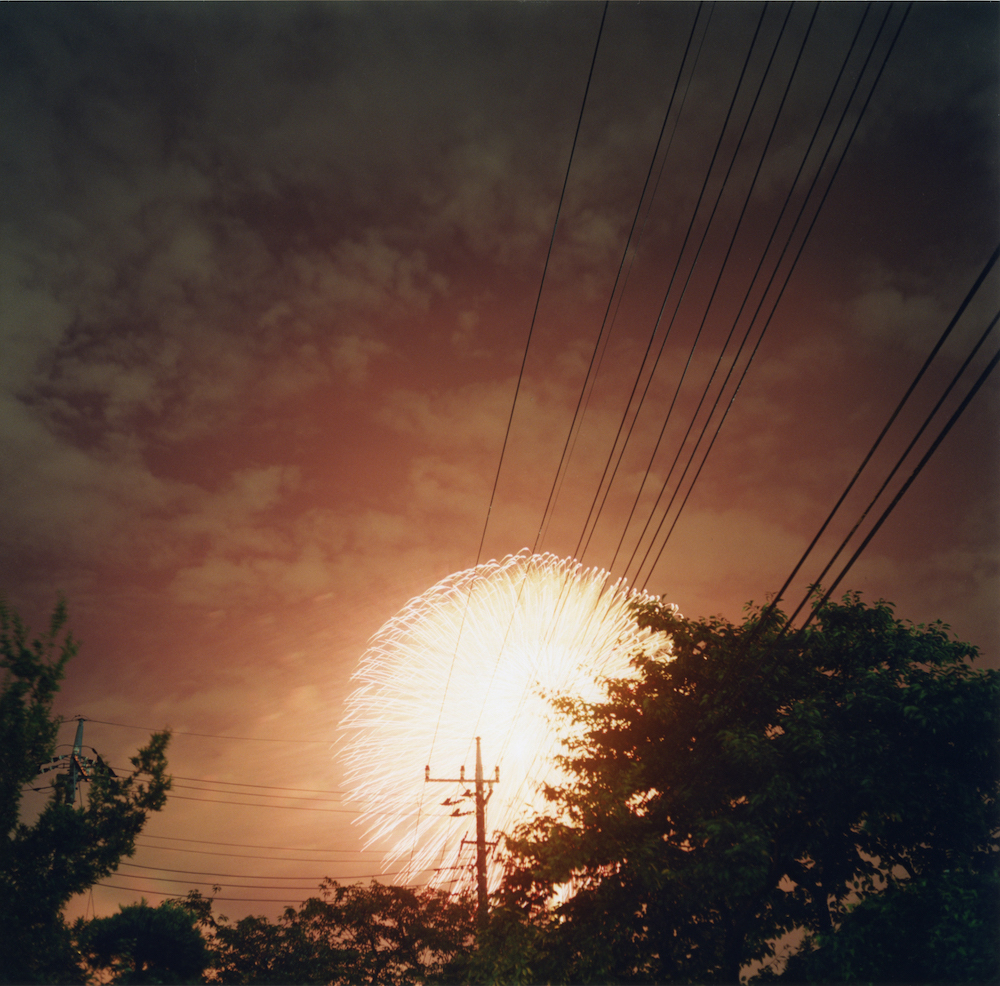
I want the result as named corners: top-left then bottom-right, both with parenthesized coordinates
top-left (36, 717), bottom-right (115, 805)
top-left (425, 736), bottom-right (499, 929)
top-left (67, 717), bottom-right (85, 804)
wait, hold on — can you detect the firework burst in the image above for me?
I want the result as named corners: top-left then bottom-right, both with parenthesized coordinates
top-left (339, 550), bottom-right (671, 892)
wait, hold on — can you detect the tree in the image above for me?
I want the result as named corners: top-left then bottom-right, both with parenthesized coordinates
top-left (204, 880), bottom-right (475, 985)
top-left (776, 867), bottom-right (1000, 984)
top-left (0, 598), bottom-right (172, 984)
top-left (208, 906), bottom-right (344, 985)
top-left (75, 899), bottom-right (210, 984)
top-left (475, 593), bottom-right (999, 984)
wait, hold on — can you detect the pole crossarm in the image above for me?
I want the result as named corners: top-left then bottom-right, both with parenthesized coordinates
top-left (37, 753), bottom-right (93, 777)
top-left (424, 736), bottom-right (499, 928)
top-left (35, 718), bottom-right (100, 804)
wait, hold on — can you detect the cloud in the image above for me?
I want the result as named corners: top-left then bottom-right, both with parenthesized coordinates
top-left (406, 456), bottom-right (489, 522)
top-left (0, 236), bottom-right (77, 418)
top-left (849, 280), bottom-right (951, 354)
top-left (376, 380), bottom-right (513, 451)
top-left (170, 542), bottom-right (333, 608)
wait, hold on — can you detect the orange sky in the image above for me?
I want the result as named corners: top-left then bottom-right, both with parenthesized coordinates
top-left (2, 2), bottom-right (997, 922)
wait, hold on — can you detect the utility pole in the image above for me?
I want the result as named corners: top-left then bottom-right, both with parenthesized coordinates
top-left (425, 736), bottom-right (499, 929)
top-left (36, 717), bottom-right (114, 805)
top-left (67, 717), bottom-right (85, 804)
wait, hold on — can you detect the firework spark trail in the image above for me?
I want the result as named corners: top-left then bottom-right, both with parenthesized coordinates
top-left (339, 551), bottom-right (672, 892)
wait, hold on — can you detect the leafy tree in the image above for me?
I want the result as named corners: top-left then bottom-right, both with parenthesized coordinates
top-left (203, 880), bottom-right (475, 985)
top-left (0, 598), bottom-right (172, 984)
top-left (75, 899), bottom-right (210, 984)
top-left (776, 867), bottom-right (1000, 984)
top-left (208, 907), bottom-right (343, 985)
top-left (475, 593), bottom-right (999, 984)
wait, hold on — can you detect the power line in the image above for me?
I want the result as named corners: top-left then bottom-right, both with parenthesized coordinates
top-left (165, 792), bottom-right (448, 817)
top-left (565, 2), bottom-right (889, 592)
top-left (140, 834), bottom-right (377, 854)
top-left (105, 873), bottom-right (397, 890)
top-left (165, 794), bottom-right (359, 812)
top-left (570, 8), bottom-right (715, 565)
top-left (532, 1), bottom-right (707, 556)
top-left (164, 774), bottom-right (345, 796)
top-left (784, 307), bottom-right (1000, 629)
top-left (118, 862), bottom-right (386, 882)
top-left (98, 765), bottom-right (344, 799)
top-left (160, 782), bottom-right (435, 811)
top-left (723, 340), bottom-right (1000, 688)
top-left (95, 875), bottom-right (459, 904)
top-left (33, 753), bottom-right (291, 803)
top-left (479, 5), bottom-right (715, 837)
top-left (614, 1), bottom-right (814, 581)
top-left (135, 841), bottom-right (384, 862)
top-left (570, 1), bottom-right (852, 596)
top-left (167, 781), bottom-right (344, 803)
top-left (97, 883), bottom-right (317, 904)
top-left (754, 238), bottom-right (999, 630)
top-left (792, 343), bottom-right (1000, 637)
top-left (416, 0), bottom-right (612, 881)
top-left (106, 765), bottom-right (425, 809)
top-left (80, 717), bottom-right (329, 744)
top-left (627, 1), bottom-right (887, 585)
top-left (472, 0), bottom-right (610, 569)
top-left (705, 265), bottom-right (998, 692)
top-left (576, 2), bottom-right (772, 567)
top-left (636, 1), bottom-right (913, 590)
top-left (475, 5), bottom-right (837, 884)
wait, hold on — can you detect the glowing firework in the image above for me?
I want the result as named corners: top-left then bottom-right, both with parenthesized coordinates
top-left (339, 550), bottom-right (671, 892)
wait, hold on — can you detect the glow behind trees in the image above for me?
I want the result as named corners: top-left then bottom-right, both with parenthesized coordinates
top-left (339, 551), bottom-right (671, 892)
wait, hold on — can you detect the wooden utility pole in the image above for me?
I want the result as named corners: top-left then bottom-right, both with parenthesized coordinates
top-left (425, 736), bottom-right (499, 929)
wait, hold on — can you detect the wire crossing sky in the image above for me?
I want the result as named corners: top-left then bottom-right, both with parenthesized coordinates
top-left (2, 2), bottom-right (997, 921)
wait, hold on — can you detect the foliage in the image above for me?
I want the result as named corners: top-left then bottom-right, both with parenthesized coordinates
top-left (75, 899), bottom-right (211, 984)
top-left (472, 593), bottom-right (999, 984)
top-left (196, 880), bottom-right (475, 985)
top-left (0, 598), bottom-right (172, 985)
top-left (776, 867), bottom-right (1000, 984)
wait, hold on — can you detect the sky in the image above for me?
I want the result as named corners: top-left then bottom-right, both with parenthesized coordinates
top-left (2, 1), bottom-right (998, 923)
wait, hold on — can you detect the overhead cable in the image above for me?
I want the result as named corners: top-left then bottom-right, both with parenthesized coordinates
top-left (136, 841), bottom-right (383, 862)
top-left (637, 1), bottom-right (913, 590)
top-left (575, 2), bottom-right (772, 565)
top-left (752, 237), bottom-right (998, 626)
top-left (118, 861), bottom-right (390, 882)
top-left (416, 0), bottom-right (611, 876)
top-left (628, 0), bottom-right (891, 587)
top-left (166, 792), bottom-right (448, 818)
top-left (480, 2), bottom-right (709, 828)
top-left (472, 0), bottom-right (610, 568)
top-left (532, 1), bottom-right (707, 554)
top-left (571, 6), bottom-right (714, 563)
top-left (95, 875), bottom-right (457, 904)
top-left (141, 834), bottom-right (379, 853)
top-left (615, 1), bottom-right (816, 581)
top-left (785, 307), bottom-right (1000, 629)
top-left (793, 344), bottom-right (1000, 635)
top-left (78, 717), bottom-right (328, 744)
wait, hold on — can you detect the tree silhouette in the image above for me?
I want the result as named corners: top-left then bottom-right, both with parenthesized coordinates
top-left (0, 599), bottom-right (171, 984)
top-left (476, 593), bottom-right (999, 984)
top-left (202, 880), bottom-right (475, 985)
top-left (76, 899), bottom-right (210, 984)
